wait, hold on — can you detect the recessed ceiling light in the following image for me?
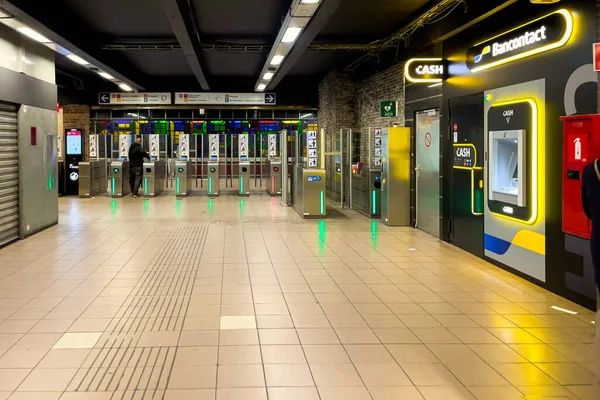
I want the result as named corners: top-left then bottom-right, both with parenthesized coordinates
top-left (270, 55), bottom-right (285, 66)
top-left (66, 54), bottom-right (88, 65)
top-left (16, 27), bottom-right (51, 43)
top-left (263, 72), bottom-right (274, 80)
top-left (256, 84), bottom-right (266, 91)
top-left (97, 72), bottom-right (115, 80)
top-left (282, 27), bottom-right (302, 43)
top-left (119, 83), bottom-right (133, 91)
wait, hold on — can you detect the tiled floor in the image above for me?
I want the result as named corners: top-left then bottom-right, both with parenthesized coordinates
top-left (0, 191), bottom-right (597, 399)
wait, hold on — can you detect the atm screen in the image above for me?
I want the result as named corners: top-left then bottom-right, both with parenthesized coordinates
top-left (65, 130), bottom-right (82, 155)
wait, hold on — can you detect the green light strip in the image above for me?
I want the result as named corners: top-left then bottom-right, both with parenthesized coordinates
top-left (144, 178), bottom-right (148, 195)
top-left (176, 177), bottom-right (180, 194)
top-left (112, 178), bottom-right (115, 195)
top-left (209, 176), bottom-right (212, 194)
top-left (320, 191), bottom-right (324, 215)
top-left (240, 176), bottom-right (244, 194)
top-left (372, 190), bottom-right (376, 215)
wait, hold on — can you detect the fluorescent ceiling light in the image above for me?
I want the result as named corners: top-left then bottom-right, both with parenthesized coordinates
top-left (119, 83), bottom-right (133, 91)
top-left (270, 55), bottom-right (285, 66)
top-left (66, 54), bottom-right (88, 65)
top-left (97, 72), bottom-right (115, 80)
top-left (256, 84), bottom-right (266, 91)
top-left (282, 27), bottom-right (302, 43)
top-left (263, 72), bottom-right (274, 80)
top-left (300, 0), bottom-right (320, 3)
top-left (17, 27), bottom-right (51, 43)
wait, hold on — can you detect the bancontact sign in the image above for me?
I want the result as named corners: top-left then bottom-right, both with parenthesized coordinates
top-left (466, 9), bottom-right (573, 73)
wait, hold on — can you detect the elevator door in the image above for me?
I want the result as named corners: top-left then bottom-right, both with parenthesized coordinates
top-left (416, 109), bottom-right (440, 237)
top-left (449, 95), bottom-right (485, 258)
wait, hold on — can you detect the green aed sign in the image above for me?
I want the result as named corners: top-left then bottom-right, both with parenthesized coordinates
top-left (380, 101), bottom-right (397, 118)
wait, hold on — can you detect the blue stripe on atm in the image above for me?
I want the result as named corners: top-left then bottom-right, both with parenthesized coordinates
top-left (484, 233), bottom-right (511, 255)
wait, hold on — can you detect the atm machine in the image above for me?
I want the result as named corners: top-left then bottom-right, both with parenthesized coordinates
top-left (238, 133), bottom-right (250, 196)
top-left (207, 133), bottom-right (220, 197)
top-left (175, 133), bottom-right (193, 197)
top-left (292, 129), bottom-right (326, 218)
top-left (64, 129), bottom-right (83, 195)
top-left (109, 134), bottom-right (131, 198)
top-left (266, 133), bottom-right (282, 195)
top-left (143, 134), bottom-right (166, 198)
top-left (381, 127), bottom-right (410, 226)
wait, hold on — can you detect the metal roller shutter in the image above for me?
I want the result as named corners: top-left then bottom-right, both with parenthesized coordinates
top-left (0, 103), bottom-right (18, 247)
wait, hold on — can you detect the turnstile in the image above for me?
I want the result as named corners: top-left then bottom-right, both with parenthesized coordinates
top-left (239, 162), bottom-right (250, 196)
top-left (207, 162), bottom-right (219, 197)
top-left (175, 160), bottom-right (193, 197)
top-left (79, 159), bottom-right (108, 198)
top-left (351, 168), bottom-right (381, 217)
top-left (109, 161), bottom-right (131, 198)
top-left (143, 160), bottom-right (166, 198)
top-left (293, 166), bottom-right (326, 218)
top-left (266, 159), bottom-right (282, 196)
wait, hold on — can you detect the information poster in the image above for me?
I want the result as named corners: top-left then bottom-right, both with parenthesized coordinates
top-left (374, 128), bottom-right (382, 166)
top-left (239, 134), bottom-right (248, 161)
top-left (209, 134), bottom-right (219, 162)
top-left (269, 134), bottom-right (277, 156)
top-left (179, 134), bottom-right (189, 158)
top-left (150, 134), bottom-right (159, 158)
top-left (307, 131), bottom-right (318, 169)
top-left (57, 134), bottom-right (63, 159)
top-left (89, 134), bottom-right (97, 158)
top-left (66, 130), bottom-right (82, 156)
top-left (119, 135), bottom-right (129, 158)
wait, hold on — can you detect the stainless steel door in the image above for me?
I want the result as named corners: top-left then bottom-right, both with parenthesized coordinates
top-left (415, 109), bottom-right (440, 237)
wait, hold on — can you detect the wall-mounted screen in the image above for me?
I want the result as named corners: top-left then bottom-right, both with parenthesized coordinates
top-left (65, 130), bottom-right (82, 156)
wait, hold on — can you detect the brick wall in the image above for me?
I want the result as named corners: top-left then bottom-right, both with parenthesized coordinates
top-left (61, 104), bottom-right (90, 159)
top-left (356, 62), bottom-right (405, 129)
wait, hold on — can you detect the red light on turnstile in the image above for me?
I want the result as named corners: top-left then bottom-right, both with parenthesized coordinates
top-left (272, 176), bottom-right (275, 193)
top-left (273, 167), bottom-right (279, 172)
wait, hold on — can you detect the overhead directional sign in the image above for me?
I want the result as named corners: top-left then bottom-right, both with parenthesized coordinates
top-left (175, 92), bottom-right (276, 105)
top-left (98, 92), bottom-right (171, 105)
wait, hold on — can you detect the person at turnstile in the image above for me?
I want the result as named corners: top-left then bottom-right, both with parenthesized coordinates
top-left (128, 136), bottom-right (150, 198)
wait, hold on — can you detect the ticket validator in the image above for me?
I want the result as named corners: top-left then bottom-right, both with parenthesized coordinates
top-left (207, 133), bottom-right (220, 197)
top-left (143, 134), bottom-right (166, 198)
top-left (381, 127), bottom-right (410, 226)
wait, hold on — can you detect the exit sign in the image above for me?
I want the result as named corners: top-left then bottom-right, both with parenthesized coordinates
top-left (380, 101), bottom-right (398, 118)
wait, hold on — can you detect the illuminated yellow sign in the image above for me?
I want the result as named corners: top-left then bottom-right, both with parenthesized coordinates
top-left (404, 58), bottom-right (445, 83)
top-left (467, 9), bottom-right (573, 73)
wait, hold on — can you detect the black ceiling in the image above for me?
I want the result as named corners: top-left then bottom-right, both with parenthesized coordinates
top-left (5, 0), bottom-right (518, 105)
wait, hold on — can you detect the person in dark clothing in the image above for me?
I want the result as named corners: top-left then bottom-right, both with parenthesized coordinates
top-left (581, 158), bottom-right (600, 389)
top-left (128, 136), bottom-right (150, 198)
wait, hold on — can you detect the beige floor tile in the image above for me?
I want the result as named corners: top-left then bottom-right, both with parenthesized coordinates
top-left (467, 386), bottom-right (525, 400)
top-left (401, 363), bottom-right (461, 386)
top-left (259, 329), bottom-right (299, 345)
top-left (297, 328), bottom-right (339, 345)
top-left (508, 344), bottom-right (571, 363)
top-left (449, 328), bottom-right (502, 344)
top-left (318, 386), bottom-right (372, 400)
top-left (220, 316), bottom-right (257, 330)
top-left (534, 362), bottom-right (596, 385)
top-left (386, 344), bottom-right (438, 365)
top-left (434, 315), bottom-right (479, 328)
top-left (175, 346), bottom-right (218, 366)
top-left (417, 385), bottom-right (477, 400)
top-left (216, 388), bottom-right (267, 400)
top-left (427, 344), bottom-right (483, 364)
top-left (0, 369), bottom-right (31, 391)
top-left (354, 362), bottom-right (412, 386)
top-left (267, 387), bottom-right (319, 400)
top-left (524, 328), bottom-right (583, 344)
top-left (37, 349), bottom-right (91, 368)
top-left (17, 368), bottom-right (78, 391)
top-left (344, 344), bottom-right (395, 364)
top-left (67, 318), bottom-right (111, 333)
top-left (0, 348), bottom-right (47, 368)
top-left (303, 344), bottom-right (350, 364)
top-left (445, 362), bottom-right (510, 386)
top-left (309, 363), bottom-right (363, 387)
top-left (219, 345), bottom-right (261, 364)
top-left (550, 343), bottom-right (596, 362)
top-left (468, 344), bottom-right (527, 363)
top-left (53, 332), bottom-right (102, 349)
top-left (168, 366), bottom-right (217, 389)
top-left (411, 328), bottom-right (460, 344)
top-left (292, 314), bottom-right (331, 328)
top-left (369, 386), bottom-right (424, 400)
top-left (164, 389), bottom-right (216, 400)
top-left (179, 330), bottom-right (219, 347)
top-left (335, 328), bottom-right (380, 344)
top-left (137, 331), bottom-right (180, 347)
top-left (491, 363), bottom-right (557, 386)
top-left (516, 384), bottom-right (575, 397)
top-left (261, 345), bottom-right (305, 364)
top-left (256, 315), bottom-right (294, 329)
top-left (11, 393), bottom-right (62, 400)
top-left (264, 363), bottom-right (314, 386)
top-left (219, 329), bottom-right (259, 346)
top-left (217, 364), bottom-right (265, 388)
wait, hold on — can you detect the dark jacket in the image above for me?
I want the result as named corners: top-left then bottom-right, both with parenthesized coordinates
top-left (581, 160), bottom-right (600, 288)
top-left (128, 142), bottom-right (150, 168)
